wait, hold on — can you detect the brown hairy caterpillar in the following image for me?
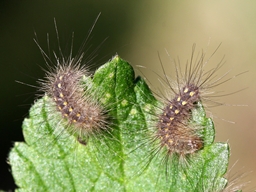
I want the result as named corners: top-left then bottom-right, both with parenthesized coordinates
top-left (139, 45), bottom-right (219, 157)
top-left (155, 45), bottom-right (218, 157)
top-left (39, 56), bottom-right (109, 142)
top-left (28, 15), bottom-right (118, 155)
top-left (134, 44), bottom-right (246, 181)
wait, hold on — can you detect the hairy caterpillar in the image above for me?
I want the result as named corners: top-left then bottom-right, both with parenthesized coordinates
top-left (24, 15), bottom-right (120, 158)
top-left (131, 44), bottom-right (247, 191)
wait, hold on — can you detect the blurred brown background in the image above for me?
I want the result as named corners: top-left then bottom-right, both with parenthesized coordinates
top-left (0, 0), bottom-right (255, 190)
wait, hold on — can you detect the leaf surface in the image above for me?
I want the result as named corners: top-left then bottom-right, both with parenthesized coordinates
top-left (9, 55), bottom-right (229, 192)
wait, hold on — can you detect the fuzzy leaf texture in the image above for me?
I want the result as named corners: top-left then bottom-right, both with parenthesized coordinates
top-left (9, 55), bottom-right (230, 192)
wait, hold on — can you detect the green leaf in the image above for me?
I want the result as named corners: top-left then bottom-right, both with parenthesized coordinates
top-left (9, 55), bottom-right (230, 192)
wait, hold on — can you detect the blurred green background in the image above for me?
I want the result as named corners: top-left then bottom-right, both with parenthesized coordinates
top-left (1, 1), bottom-right (255, 190)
